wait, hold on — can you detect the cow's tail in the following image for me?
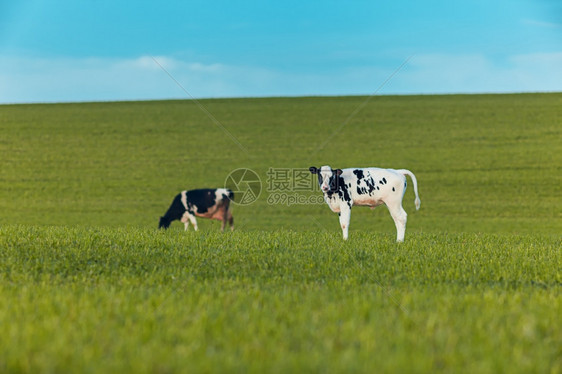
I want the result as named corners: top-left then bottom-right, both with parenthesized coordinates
top-left (397, 169), bottom-right (421, 210)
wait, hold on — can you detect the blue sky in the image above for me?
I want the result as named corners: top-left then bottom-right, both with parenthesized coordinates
top-left (1, 0), bottom-right (561, 103)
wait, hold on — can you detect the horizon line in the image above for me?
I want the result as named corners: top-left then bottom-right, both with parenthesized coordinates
top-left (1, 90), bottom-right (561, 106)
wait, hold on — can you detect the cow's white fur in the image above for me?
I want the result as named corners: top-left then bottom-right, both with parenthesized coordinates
top-left (313, 165), bottom-right (420, 242)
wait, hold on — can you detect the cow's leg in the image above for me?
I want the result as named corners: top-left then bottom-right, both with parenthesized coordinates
top-left (387, 202), bottom-right (407, 242)
top-left (220, 207), bottom-right (228, 232)
top-left (181, 212), bottom-right (190, 231)
top-left (190, 216), bottom-right (198, 231)
top-left (338, 205), bottom-right (351, 240)
top-left (228, 210), bottom-right (234, 231)
top-left (187, 213), bottom-right (198, 231)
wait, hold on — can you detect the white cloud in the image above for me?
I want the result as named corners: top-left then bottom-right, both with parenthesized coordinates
top-left (186, 62), bottom-right (225, 73)
top-left (522, 19), bottom-right (562, 29)
top-left (0, 56), bottom-right (237, 103)
top-left (0, 52), bottom-right (560, 104)
top-left (509, 51), bottom-right (562, 66)
top-left (130, 56), bottom-right (178, 71)
top-left (393, 52), bottom-right (562, 94)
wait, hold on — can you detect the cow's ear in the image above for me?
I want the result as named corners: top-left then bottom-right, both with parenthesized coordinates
top-left (335, 169), bottom-right (343, 176)
top-left (309, 166), bottom-right (318, 174)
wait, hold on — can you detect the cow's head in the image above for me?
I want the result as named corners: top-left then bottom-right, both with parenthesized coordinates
top-left (309, 165), bottom-right (343, 193)
top-left (158, 216), bottom-right (171, 229)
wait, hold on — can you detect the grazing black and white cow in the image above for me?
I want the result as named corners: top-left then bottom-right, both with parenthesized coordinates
top-left (309, 166), bottom-right (421, 242)
top-left (159, 188), bottom-right (234, 231)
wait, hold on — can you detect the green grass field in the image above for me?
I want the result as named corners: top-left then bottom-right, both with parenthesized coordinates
top-left (1, 227), bottom-right (560, 373)
top-left (0, 93), bottom-right (561, 372)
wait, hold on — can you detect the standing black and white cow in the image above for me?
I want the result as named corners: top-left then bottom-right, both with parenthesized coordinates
top-left (309, 166), bottom-right (421, 241)
top-left (159, 188), bottom-right (234, 231)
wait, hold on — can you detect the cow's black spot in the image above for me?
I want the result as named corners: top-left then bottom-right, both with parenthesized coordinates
top-left (353, 169), bottom-right (364, 180)
top-left (357, 186), bottom-right (368, 195)
top-left (333, 175), bottom-right (352, 206)
top-left (365, 177), bottom-right (376, 193)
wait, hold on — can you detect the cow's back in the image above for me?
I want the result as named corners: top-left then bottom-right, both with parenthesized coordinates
top-left (341, 168), bottom-right (406, 207)
top-left (185, 188), bottom-right (232, 219)
top-left (185, 189), bottom-right (217, 208)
